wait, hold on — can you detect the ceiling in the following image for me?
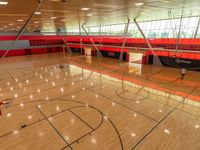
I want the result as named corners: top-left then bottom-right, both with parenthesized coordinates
top-left (0, 0), bottom-right (200, 33)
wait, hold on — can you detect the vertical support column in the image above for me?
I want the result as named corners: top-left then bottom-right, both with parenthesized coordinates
top-left (99, 22), bottom-right (102, 35)
top-left (119, 18), bottom-right (130, 61)
top-left (194, 16), bottom-right (200, 38)
top-left (62, 45), bottom-right (66, 55)
top-left (0, 0), bottom-right (44, 60)
top-left (176, 14), bottom-right (183, 50)
top-left (78, 15), bottom-right (82, 36)
top-left (78, 15), bottom-right (83, 55)
top-left (97, 20), bottom-right (102, 35)
top-left (57, 23), bottom-right (72, 54)
top-left (80, 38), bottom-right (83, 55)
top-left (82, 23), bottom-right (103, 57)
top-left (62, 38), bottom-right (72, 54)
top-left (133, 18), bottom-right (162, 66)
top-left (57, 29), bottom-right (66, 55)
top-left (98, 21), bottom-right (103, 51)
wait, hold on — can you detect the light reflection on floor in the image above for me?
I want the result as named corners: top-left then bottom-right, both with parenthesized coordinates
top-left (0, 53), bottom-right (200, 150)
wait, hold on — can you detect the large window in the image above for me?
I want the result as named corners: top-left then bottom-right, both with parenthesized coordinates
top-left (64, 16), bottom-right (200, 38)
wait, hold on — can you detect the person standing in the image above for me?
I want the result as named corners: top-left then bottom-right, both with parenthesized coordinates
top-left (181, 67), bottom-right (186, 80)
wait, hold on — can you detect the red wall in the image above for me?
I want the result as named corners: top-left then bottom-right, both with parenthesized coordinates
top-left (0, 47), bottom-right (63, 57)
top-left (1, 35), bottom-right (200, 47)
top-left (26, 36), bottom-right (200, 51)
top-left (1, 35), bottom-right (200, 60)
top-left (145, 50), bottom-right (200, 60)
top-left (0, 49), bottom-right (25, 57)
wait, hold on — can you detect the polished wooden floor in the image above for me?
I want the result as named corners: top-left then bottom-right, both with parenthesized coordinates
top-left (0, 53), bottom-right (200, 150)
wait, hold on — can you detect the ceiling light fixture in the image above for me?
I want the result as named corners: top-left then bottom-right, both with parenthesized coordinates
top-left (81, 8), bottom-right (90, 11)
top-left (0, 1), bottom-right (8, 5)
top-left (135, 2), bottom-right (144, 6)
top-left (35, 12), bottom-right (42, 15)
top-left (17, 19), bottom-right (24, 22)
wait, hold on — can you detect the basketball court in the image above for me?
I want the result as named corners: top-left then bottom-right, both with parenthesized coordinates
top-left (0, 0), bottom-right (200, 150)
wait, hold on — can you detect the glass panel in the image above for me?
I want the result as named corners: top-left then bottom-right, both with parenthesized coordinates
top-left (65, 16), bottom-right (200, 38)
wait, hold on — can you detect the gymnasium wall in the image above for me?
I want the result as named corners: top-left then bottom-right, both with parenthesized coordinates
top-left (0, 40), bottom-right (30, 50)
top-left (1, 35), bottom-right (200, 62)
top-left (0, 47), bottom-right (63, 57)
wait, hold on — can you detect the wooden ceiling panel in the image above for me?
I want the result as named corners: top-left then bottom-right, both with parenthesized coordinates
top-left (0, 0), bottom-right (38, 14)
top-left (0, 0), bottom-right (200, 32)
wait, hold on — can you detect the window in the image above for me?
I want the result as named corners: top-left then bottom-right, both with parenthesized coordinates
top-left (64, 16), bottom-right (200, 38)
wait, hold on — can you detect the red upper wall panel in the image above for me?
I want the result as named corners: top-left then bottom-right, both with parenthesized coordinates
top-left (0, 35), bottom-right (200, 44)
top-left (1, 36), bottom-right (200, 52)
top-left (0, 36), bottom-right (17, 41)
